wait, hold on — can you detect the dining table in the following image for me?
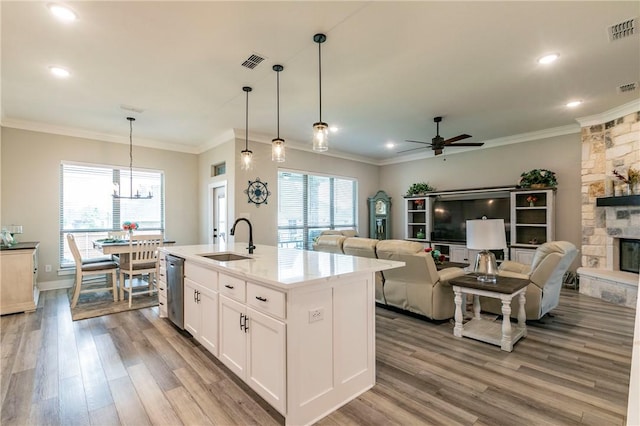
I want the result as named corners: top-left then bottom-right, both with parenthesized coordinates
top-left (92, 238), bottom-right (176, 255)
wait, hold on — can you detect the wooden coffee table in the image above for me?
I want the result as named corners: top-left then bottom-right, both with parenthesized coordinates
top-left (449, 274), bottom-right (529, 352)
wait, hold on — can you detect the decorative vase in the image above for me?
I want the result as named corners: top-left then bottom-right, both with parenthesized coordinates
top-left (416, 229), bottom-right (425, 239)
top-left (530, 183), bottom-right (546, 189)
top-left (529, 201), bottom-right (535, 207)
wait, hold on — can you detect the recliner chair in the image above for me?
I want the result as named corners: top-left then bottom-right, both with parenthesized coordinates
top-left (376, 240), bottom-right (465, 320)
top-left (481, 241), bottom-right (578, 320)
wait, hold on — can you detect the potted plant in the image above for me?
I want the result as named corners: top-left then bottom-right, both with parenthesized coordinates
top-left (518, 169), bottom-right (558, 189)
top-left (406, 182), bottom-right (435, 196)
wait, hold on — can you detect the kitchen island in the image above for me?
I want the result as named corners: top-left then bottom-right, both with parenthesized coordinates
top-left (159, 242), bottom-right (403, 426)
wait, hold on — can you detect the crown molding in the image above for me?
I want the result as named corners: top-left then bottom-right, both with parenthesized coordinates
top-left (226, 128), bottom-right (381, 166)
top-left (1, 117), bottom-right (200, 154)
top-left (576, 99), bottom-right (640, 127)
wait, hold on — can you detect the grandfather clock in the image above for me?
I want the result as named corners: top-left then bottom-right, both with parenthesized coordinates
top-left (368, 190), bottom-right (391, 240)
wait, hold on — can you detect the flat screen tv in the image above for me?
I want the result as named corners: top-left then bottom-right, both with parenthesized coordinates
top-left (431, 193), bottom-right (511, 243)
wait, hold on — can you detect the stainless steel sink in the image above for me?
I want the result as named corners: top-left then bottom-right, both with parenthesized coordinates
top-left (198, 252), bottom-right (250, 261)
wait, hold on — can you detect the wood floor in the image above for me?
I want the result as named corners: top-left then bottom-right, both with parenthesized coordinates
top-left (1, 288), bottom-right (634, 425)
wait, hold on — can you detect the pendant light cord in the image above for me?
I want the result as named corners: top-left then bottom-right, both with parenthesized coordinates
top-left (276, 70), bottom-right (281, 138)
top-left (128, 117), bottom-right (134, 196)
top-left (245, 89), bottom-right (249, 150)
top-left (318, 41), bottom-right (322, 122)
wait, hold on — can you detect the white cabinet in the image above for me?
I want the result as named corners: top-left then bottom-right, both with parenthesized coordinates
top-left (510, 189), bottom-right (555, 261)
top-left (512, 247), bottom-right (536, 265)
top-left (404, 196), bottom-right (433, 242)
top-left (0, 243), bottom-right (39, 315)
top-left (219, 284), bottom-right (286, 413)
top-left (183, 263), bottom-right (219, 356)
top-left (157, 251), bottom-right (168, 318)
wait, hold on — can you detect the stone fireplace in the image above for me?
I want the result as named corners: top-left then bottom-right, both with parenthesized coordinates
top-left (578, 109), bottom-right (639, 308)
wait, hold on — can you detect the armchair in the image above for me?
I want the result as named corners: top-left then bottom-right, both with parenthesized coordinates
top-left (481, 241), bottom-right (578, 320)
top-left (376, 240), bottom-right (465, 320)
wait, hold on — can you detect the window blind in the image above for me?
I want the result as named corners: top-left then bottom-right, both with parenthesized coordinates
top-left (59, 163), bottom-right (164, 266)
top-left (277, 170), bottom-right (357, 249)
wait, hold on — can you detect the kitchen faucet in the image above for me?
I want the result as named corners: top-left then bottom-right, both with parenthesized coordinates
top-left (230, 218), bottom-right (255, 254)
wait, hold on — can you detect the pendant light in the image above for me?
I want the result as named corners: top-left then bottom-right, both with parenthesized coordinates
top-left (312, 33), bottom-right (329, 152)
top-left (113, 117), bottom-right (152, 199)
top-left (272, 64), bottom-right (285, 162)
top-left (240, 86), bottom-right (253, 170)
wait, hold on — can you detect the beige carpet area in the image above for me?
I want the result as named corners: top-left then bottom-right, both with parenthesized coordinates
top-left (69, 285), bottom-right (158, 321)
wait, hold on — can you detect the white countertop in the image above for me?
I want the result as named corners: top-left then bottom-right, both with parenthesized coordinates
top-left (160, 242), bottom-right (404, 289)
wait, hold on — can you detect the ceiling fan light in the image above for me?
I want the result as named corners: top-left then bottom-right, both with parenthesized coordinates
top-left (272, 138), bottom-right (285, 162)
top-left (312, 122), bottom-right (329, 152)
top-left (49, 66), bottom-right (70, 78)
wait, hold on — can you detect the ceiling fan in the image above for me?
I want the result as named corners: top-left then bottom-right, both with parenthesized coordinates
top-left (400, 116), bottom-right (484, 155)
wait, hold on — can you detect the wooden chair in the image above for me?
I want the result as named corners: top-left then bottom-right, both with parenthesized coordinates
top-left (107, 230), bottom-right (128, 263)
top-left (67, 234), bottom-right (119, 308)
top-left (119, 234), bottom-right (163, 307)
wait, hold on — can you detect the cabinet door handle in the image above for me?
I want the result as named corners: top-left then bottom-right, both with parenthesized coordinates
top-left (255, 296), bottom-right (267, 302)
top-left (194, 290), bottom-right (197, 303)
top-left (159, 301), bottom-right (164, 306)
top-left (239, 313), bottom-right (245, 331)
top-left (224, 284), bottom-right (234, 289)
top-left (244, 316), bottom-right (249, 333)
top-left (196, 290), bottom-right (201, 303)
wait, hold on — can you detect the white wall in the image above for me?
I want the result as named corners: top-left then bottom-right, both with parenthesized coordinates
top-left (379, 133), bottom-right (583, 267)
top-left (1, 127), bottom-right (199, 285)
top-left (211, 139), bottom-right (380, 247)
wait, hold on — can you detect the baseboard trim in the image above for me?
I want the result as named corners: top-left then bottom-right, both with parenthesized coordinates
top-left (38, 279), bottom-right (73, 291)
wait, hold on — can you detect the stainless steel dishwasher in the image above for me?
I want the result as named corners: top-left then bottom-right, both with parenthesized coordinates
top-left (166, 254), bottom-right (185, 329)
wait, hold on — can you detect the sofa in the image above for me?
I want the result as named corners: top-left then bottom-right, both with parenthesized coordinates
top-left (481, 241), bottom-right (578, 320)
top-left (314, 236), bottom-right (465, 320)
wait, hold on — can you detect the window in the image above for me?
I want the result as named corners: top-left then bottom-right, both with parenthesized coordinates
top-left (60, 163), bottom-right (164, 267)
top-left (277, 170), bottom-right (357, 250)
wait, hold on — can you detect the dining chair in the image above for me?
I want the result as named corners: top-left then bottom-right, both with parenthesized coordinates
top-left (119, 234), bottom-right (163, 307)
top-left (67, 234), bottom-right (119, 308)
top-left (107, 230), bottom-right (128, 263)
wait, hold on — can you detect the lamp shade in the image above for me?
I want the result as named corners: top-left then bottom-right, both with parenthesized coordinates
top-left (466, 218), bottom-right (506, 250)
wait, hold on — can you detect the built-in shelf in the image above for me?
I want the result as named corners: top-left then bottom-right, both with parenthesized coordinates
top-left (596, 195), bottom-right (640, 207)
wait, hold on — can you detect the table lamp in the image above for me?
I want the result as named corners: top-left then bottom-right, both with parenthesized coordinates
top-left (466, 217), bottom-right (506, 283)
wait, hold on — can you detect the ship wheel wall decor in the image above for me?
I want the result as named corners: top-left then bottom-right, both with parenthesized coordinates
top-left (245, 177), bottom-right (271, 206)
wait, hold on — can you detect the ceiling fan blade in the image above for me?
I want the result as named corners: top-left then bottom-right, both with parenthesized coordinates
top-left (404, 139), bottom-right (433, 146)
top-left (434, 149), bottom-right (443, 155)
top-left (443, 134), bottom-right (472, 144)
top-left (448, 142), bottom-right (485, 147)
top-left (397, 146), bottom-right (426, 154)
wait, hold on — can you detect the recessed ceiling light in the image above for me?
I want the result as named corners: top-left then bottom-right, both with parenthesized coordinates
top-left (538, 53), bottom-right (559, 64)
top-left (49, 66), bottom-right (70, 78)
top-left (47, 4), bottom-right (78, 22)
top-left (385, 142), bottom-right (395, 149)
top-left (330, 126), bottom-right (339, 133)
top-left (566, 100), bottom-right (583, 108)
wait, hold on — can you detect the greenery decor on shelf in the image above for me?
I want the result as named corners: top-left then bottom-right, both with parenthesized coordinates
top-left (406, 182), bottom-right (435, 196)
top-left (613, 167), bottom-right (639, 185)
top-left (518, 169), bottom-right (558, 188)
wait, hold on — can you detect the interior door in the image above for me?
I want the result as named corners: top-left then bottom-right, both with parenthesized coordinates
top-left (210, 184), bottom-right (227, 244)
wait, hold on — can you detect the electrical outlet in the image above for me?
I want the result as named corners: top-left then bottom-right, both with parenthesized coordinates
top-left (309, 307), bottom-right (324, 323)
top-left (45, 264), bottom-right (52, 272)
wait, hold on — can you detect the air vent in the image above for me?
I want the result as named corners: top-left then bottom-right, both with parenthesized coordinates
top-left (241, 53), bottom-right (266, 69)
top-left (618, 82), bottom-right (638, 93)
top-left (608, 17), bottom-right (637, 41)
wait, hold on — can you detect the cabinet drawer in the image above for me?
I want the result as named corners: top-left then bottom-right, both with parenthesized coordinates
top-left (158, 293), bottom-right (168, 318)
top-left (247, 282), bottom-right (285, 319)
top-left (185, 262), bottom-right (218, 291)
top-left (157, 267), bottom-right (167, 285)
top-left (219, 273), bottom-right (245, 302)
